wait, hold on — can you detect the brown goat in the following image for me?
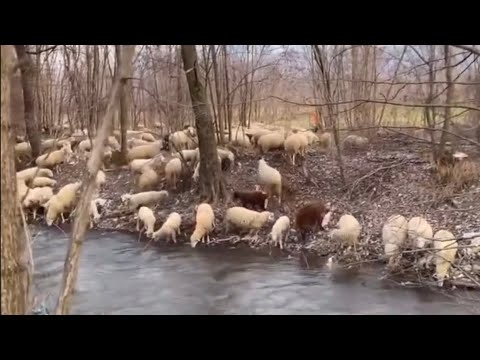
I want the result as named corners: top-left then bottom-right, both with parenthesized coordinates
top-left (295, 201), bottom-right (331, 243)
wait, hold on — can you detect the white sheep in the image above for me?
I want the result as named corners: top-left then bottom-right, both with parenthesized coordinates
top-left (217, 147), bottom-right (234, 165)
top-left (22, 186), bottom-right (54, 220)
top-left (382, 214), bottom-right (408, 265)
top-left (107, 136), bottom-right (121, 151)
top-left (169, 129), bottom-right (194, 151)
top-left (229, 131), bottom-right (252, 147)
top-left (225, 206), bottom-right (274, 242)
top-left (126, 141), bottom-right (162, 162)
top-left (44, 182), bottom-right (82, 225)
top-left (89, 199), bottom-right (102, 229)
top-left (96, 170), bottom-right (106, 188)
top-left (136, 206), bottom-right (156, 237)
top-left (165, 158), bottom-right (183, 189)
top-left (121, 190), bottom-right (169, 211)
top-left (17, 167), bottom-right (54, 182)
top-left (151, 212), bottom-right (182, 243)
top-left (284, 133), bottom-right (309, 165)
top-left (245, 128), bottom-right (271, 145)
top-left (256, 132), bottom-right (285, 153)
top-left (303, 131), bottom-right (320, 145)
top-left (137, 166), bottom-right (159, 191)
top-left (17, 178), bottom-right (30, 203)
top-left (15, 142), bottom-right (32, 159)
top-left (128, 138), bottom-right (151, 148)
top-left (407, 217), bottom-right (433, 249)
top-left (190, 203), bottom-right (215, 248)
top-left (31, 177), bottom-right (57, 188)
top-left (172, 149), bottom-right (199, 163)
top-left (433, 230), bottom-right (458, 287)
top-left (35, 146), bottom-right (69, 168)
top-left (78, 139), bottom-right (93, 153)
top-left (141, 133), bottom-right (156, 142)
top-left (129, 159), bottom-right (153, 173)
top-left (258, 158), bottom-right (282, 208)
top-left (330, 214), bottom-right (362, 254)
top-left (270, 215), bottom-right (290, 250)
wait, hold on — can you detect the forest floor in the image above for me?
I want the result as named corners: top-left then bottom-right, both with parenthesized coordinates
top-left (29, 132), bottom-right (480, 290)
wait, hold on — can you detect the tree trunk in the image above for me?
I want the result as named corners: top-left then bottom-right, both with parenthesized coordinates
top-left (210, 45), bottom-right (224, 144)
top-left (181, 45), bottom-right (225, 202)
top-left (1, 45), bottom-right (32, 315)
top-left (14, 45), bottom-right (41, 158)
top-left (439, 45), bottom-right (454, 151)
top-left (116, 45), bottom-right (135, 164)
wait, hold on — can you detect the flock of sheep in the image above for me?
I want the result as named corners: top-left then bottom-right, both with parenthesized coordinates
top-left (13, 122), bottom-right (478, 286)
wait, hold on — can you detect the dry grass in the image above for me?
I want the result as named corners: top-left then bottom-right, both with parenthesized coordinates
top-left (436, 158), bottom-right (480, 191)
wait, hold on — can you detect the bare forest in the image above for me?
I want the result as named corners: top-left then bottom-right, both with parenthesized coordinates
top-left (1, 45), bottom-right (480, 315)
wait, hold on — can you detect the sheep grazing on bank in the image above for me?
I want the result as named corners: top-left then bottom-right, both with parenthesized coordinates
top-left (190, 203), bottom-right (215, 248)
top-left (22, 186), bottom-right (54, 220)
top-left (295, 201), bottom-right (332, 243)
top-left (407, 216), bottom-right (433, 249)
top-left (433, 230), bottom-right (458, 287)
top-left (137, 166), bottom-right (159, 191)
top-left (303, 131), bottom-right (320, 145)
top-left (126, 141), bottom-right (162, 162)
top-left (129, 159), bottom-right (153, 173)
top-left (44, 182), bottom-right (82, 226)
top-left (169, 127), bottom-right (196, 151)
top-left (270, 215), bottom-right (290, 250)
top-left (17, 178), bottom-right (30, 203)
top-left (121, 190), bottom-right (169, 211)
top-left (329, 214), bottom-right (362, 254)
top-left (15, 141), bottom-right (32, 159)
top-left (284, 132), bottom-right (309, 165)
top-left (151, 212), bottom-right (182, 243)
top-left (17, 167), bottom-right (54, 183)
top-left (245, 129), bottom-right (272, 146)
top-left (31, 177), bottom-right (57, 188)
top-left (342, 134), bottom-right (369, 149)
top-left (89, 198), bottom-right (107, 229)
top-left (136, 206), bottom-right (156, 237)
top-left (382, 214), bottom-right (408, 266)
top-left (35, 145), bottom-right (70, 169)
top-left (165, 158), bottom-right (183, 189)
top-left (217, 147), bottom-right (235, 166)
top-left (141, 133), bottom-right (156, 142)
top-left (256, 132), bottom-right (285, 153)
top-left (172, 148), bottom-right (199, 164)
top-left (224, 206), bottom-right (274, 242)
top-left (232, 189), bottom-right (268, 211)
top-left (258, 158), bottom-right (282, 208)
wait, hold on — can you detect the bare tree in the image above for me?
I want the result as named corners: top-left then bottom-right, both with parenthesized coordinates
top-left (1, 45), bottom-right (32, 314)
top-left (438, 45), bottom-right (454, 152)
top-left (14, 45), bottom-right (41, 158)
top-left (181, 45), bottom-right (225, 202)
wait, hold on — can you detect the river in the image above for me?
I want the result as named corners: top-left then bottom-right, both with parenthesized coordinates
top-left (31, 226), bottom-right (478, 315)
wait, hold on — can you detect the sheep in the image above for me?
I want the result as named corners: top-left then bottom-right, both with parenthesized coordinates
top-left (329, 214), bottom-right (362, 254)
top-left (44, 182), bottom-right (82, 225)
top-left (224, 206), bottom-right (274, 242)
top-left (232, 189), bottom-right (268, 211)
top-left (96, 170), bottom-right (106, 188)
top-left (382, 214), bottom-right (408, 266)
top-left (126, 141), bottom-right (162, 162)
top-left (151, 212), bottom-right (182, 243)
top-left (15, 142), bottom-right (32, 159)
top-left (295, 201), bottom-right (332, 243)
top-left (270, 215), bottom-right (290, 250)
top-left (284, 132), bottom-right (309, 165)
top-left (190, 203), bottom-right (215, 248)
top-left (229, 132), bottom-right (252, 147)
top-left (35, 146), bottom-right (69, 169)
top-left (89, 199), bottom-right (102, 229)
top-left (433, 230), bottom-right (458, 287)
top-left (318, 132), bottom-right (332, 152)
top-left (31, 177), bottom-right (57, 188)
top-left (342, 134), bottom-right (369, 149)
top-left (107, 136), bottom-right (121, 151)
top-left (192, 162), bottom-right (200, 182)
top-left (303, 131), bottom-right (320, 145)
top-left (136, 206), bottom-right (156, 237)
top-left (256, 132), bottom-right (285, 153)
top-left (245, 129), bottom-right (272, 146)
top-left (121, 190), bottom-right (169, 211)
top-left (78, 139), bottom-right (93, 153)
top-left (137, 166), bottom-right (159, 191)
top-left (17, 178), bottom-right (30, 203)
top-left (17, 167), bottom-right (54, 182)
top-left (258, 158), bottom-right (282, 208)
top-left (129, 159), bottom-right (153, 174)
top-left (407, 217), bottom-right (433, 249)
top-left (128, 138), bottom-right (151, 148)
top-left (217, 147), bottom-right (235, 166)
top-left (22, 186), bottom-right (54, 220)
top-left (140, 133), bottom-right (156, 142)
top-left (172, 149), bottom-right (199, 163)
top-left (169, 129), bottom-right (194, 151)
top-left (165, 158), bottom-right (183, 189)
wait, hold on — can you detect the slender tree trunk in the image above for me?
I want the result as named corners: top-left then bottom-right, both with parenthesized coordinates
top-left (1, 45), bottom-right (32, 315)
top-left (181, 45), bottom-right (225, 202)
top-left (14, 45), bottom-right (41, 158)
top-left (222, 45), bottom-right (232, 140)
top-left (210, 45), bottom-right (224, 144)
top-left (439, 45), bottom-right (454, 151)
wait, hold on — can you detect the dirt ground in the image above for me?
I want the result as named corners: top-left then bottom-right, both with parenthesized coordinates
top-left (27, 132), bottom-right (480, 290)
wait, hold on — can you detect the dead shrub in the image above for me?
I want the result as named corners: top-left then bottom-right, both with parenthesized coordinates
top-left (435, 158), bottom-right (480, 191)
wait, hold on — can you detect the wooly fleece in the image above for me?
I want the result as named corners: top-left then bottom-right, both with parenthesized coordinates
top-left (190, 203), bottom-right (215, 248)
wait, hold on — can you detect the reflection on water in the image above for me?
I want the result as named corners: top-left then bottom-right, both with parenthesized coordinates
top-left (32, 226), bottom-right (477, 315)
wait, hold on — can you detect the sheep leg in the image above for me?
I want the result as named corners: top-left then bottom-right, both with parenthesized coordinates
top-left (32, 208), bottom-right (37, 221)
top-left (136, 218), bottom-right (140, 232)
top-left (171, 231), bottom-right (177, 244)
top-left (292, 153), bottom-right (296, 166)
top-left (61, 212), bottom-right (66, 223)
